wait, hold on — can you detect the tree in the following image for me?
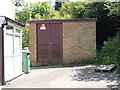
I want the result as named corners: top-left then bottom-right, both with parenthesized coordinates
top-left (60, 2), bottom-right (118, 49)
top-left (16, 1), bottom-right (119, 50)
top-left (104, 2), bottom-right (120, 32)
top-left (105, 2), bottom-right (120, 16)
top-left (60, 2), bottom-right (87, 18)
top-left (22, 24), bottom-right (29, 48)
top-left (15, 2), bottom-right (72, 24)
top-left (15, 5), bottom-right (31, 24)
top-left (11, 0), bottom-right (23, 6)
top-left (55, 2), bottom-right (62, 11)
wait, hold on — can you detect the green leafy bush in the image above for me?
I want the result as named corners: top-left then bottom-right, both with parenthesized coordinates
top-left (93, 32), bottom-right (120, 67)
top-left (22, 24), bottom-right (29, 48)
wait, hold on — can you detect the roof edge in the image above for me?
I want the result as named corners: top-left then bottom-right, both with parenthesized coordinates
top-left (0, 16), bottom-right (25, 27)
top-left (28, 18), bottom-right (97, 23)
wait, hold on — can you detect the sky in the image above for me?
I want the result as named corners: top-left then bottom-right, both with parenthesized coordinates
top-left (23, 0), bottom-right (56, 3)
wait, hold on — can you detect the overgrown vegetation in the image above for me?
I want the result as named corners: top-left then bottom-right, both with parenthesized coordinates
top-left (96, 33), bottom-right (119, 66)
top-left (15, 1), bottom-right (120, 67)
top-left (22, 24), bottom-right (29, 48)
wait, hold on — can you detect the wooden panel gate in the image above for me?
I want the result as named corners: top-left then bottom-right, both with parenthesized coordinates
top-left (37, 23), bottom-right (63, 63)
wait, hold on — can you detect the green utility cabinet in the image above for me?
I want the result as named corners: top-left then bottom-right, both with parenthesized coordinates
top-left (22, 47), bottom-right (31, 73)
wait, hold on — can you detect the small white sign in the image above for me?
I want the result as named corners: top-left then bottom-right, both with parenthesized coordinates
top-left (40, 27), bottom-right (46, 30)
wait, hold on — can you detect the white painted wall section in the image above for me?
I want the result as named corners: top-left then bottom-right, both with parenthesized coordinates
top-left (0, 0), bottom-right (15, 20)
top-left (3, 21), bottom-right (23, 81)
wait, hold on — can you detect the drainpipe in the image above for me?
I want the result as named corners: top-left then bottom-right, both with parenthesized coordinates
top-left (0, 17), bottom-right (8, 85)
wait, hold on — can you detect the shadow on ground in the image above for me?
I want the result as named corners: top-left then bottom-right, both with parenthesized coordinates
top-left (71, 66), bottom-right (120, 89)
top-left (72, 66), bottom-right (119, 82)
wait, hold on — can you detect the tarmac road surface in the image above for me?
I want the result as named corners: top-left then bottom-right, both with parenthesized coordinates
top-left (2, 65), bottom-right (120, 88)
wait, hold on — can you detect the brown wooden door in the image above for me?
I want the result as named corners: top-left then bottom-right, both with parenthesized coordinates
top-left (37, 23), bottom-right (62, 63)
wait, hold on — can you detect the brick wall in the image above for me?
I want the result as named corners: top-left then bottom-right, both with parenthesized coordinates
top-left (63, 22), bottom-right (96, 64)
top-left (29, 24), bottom-right (37, 66)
